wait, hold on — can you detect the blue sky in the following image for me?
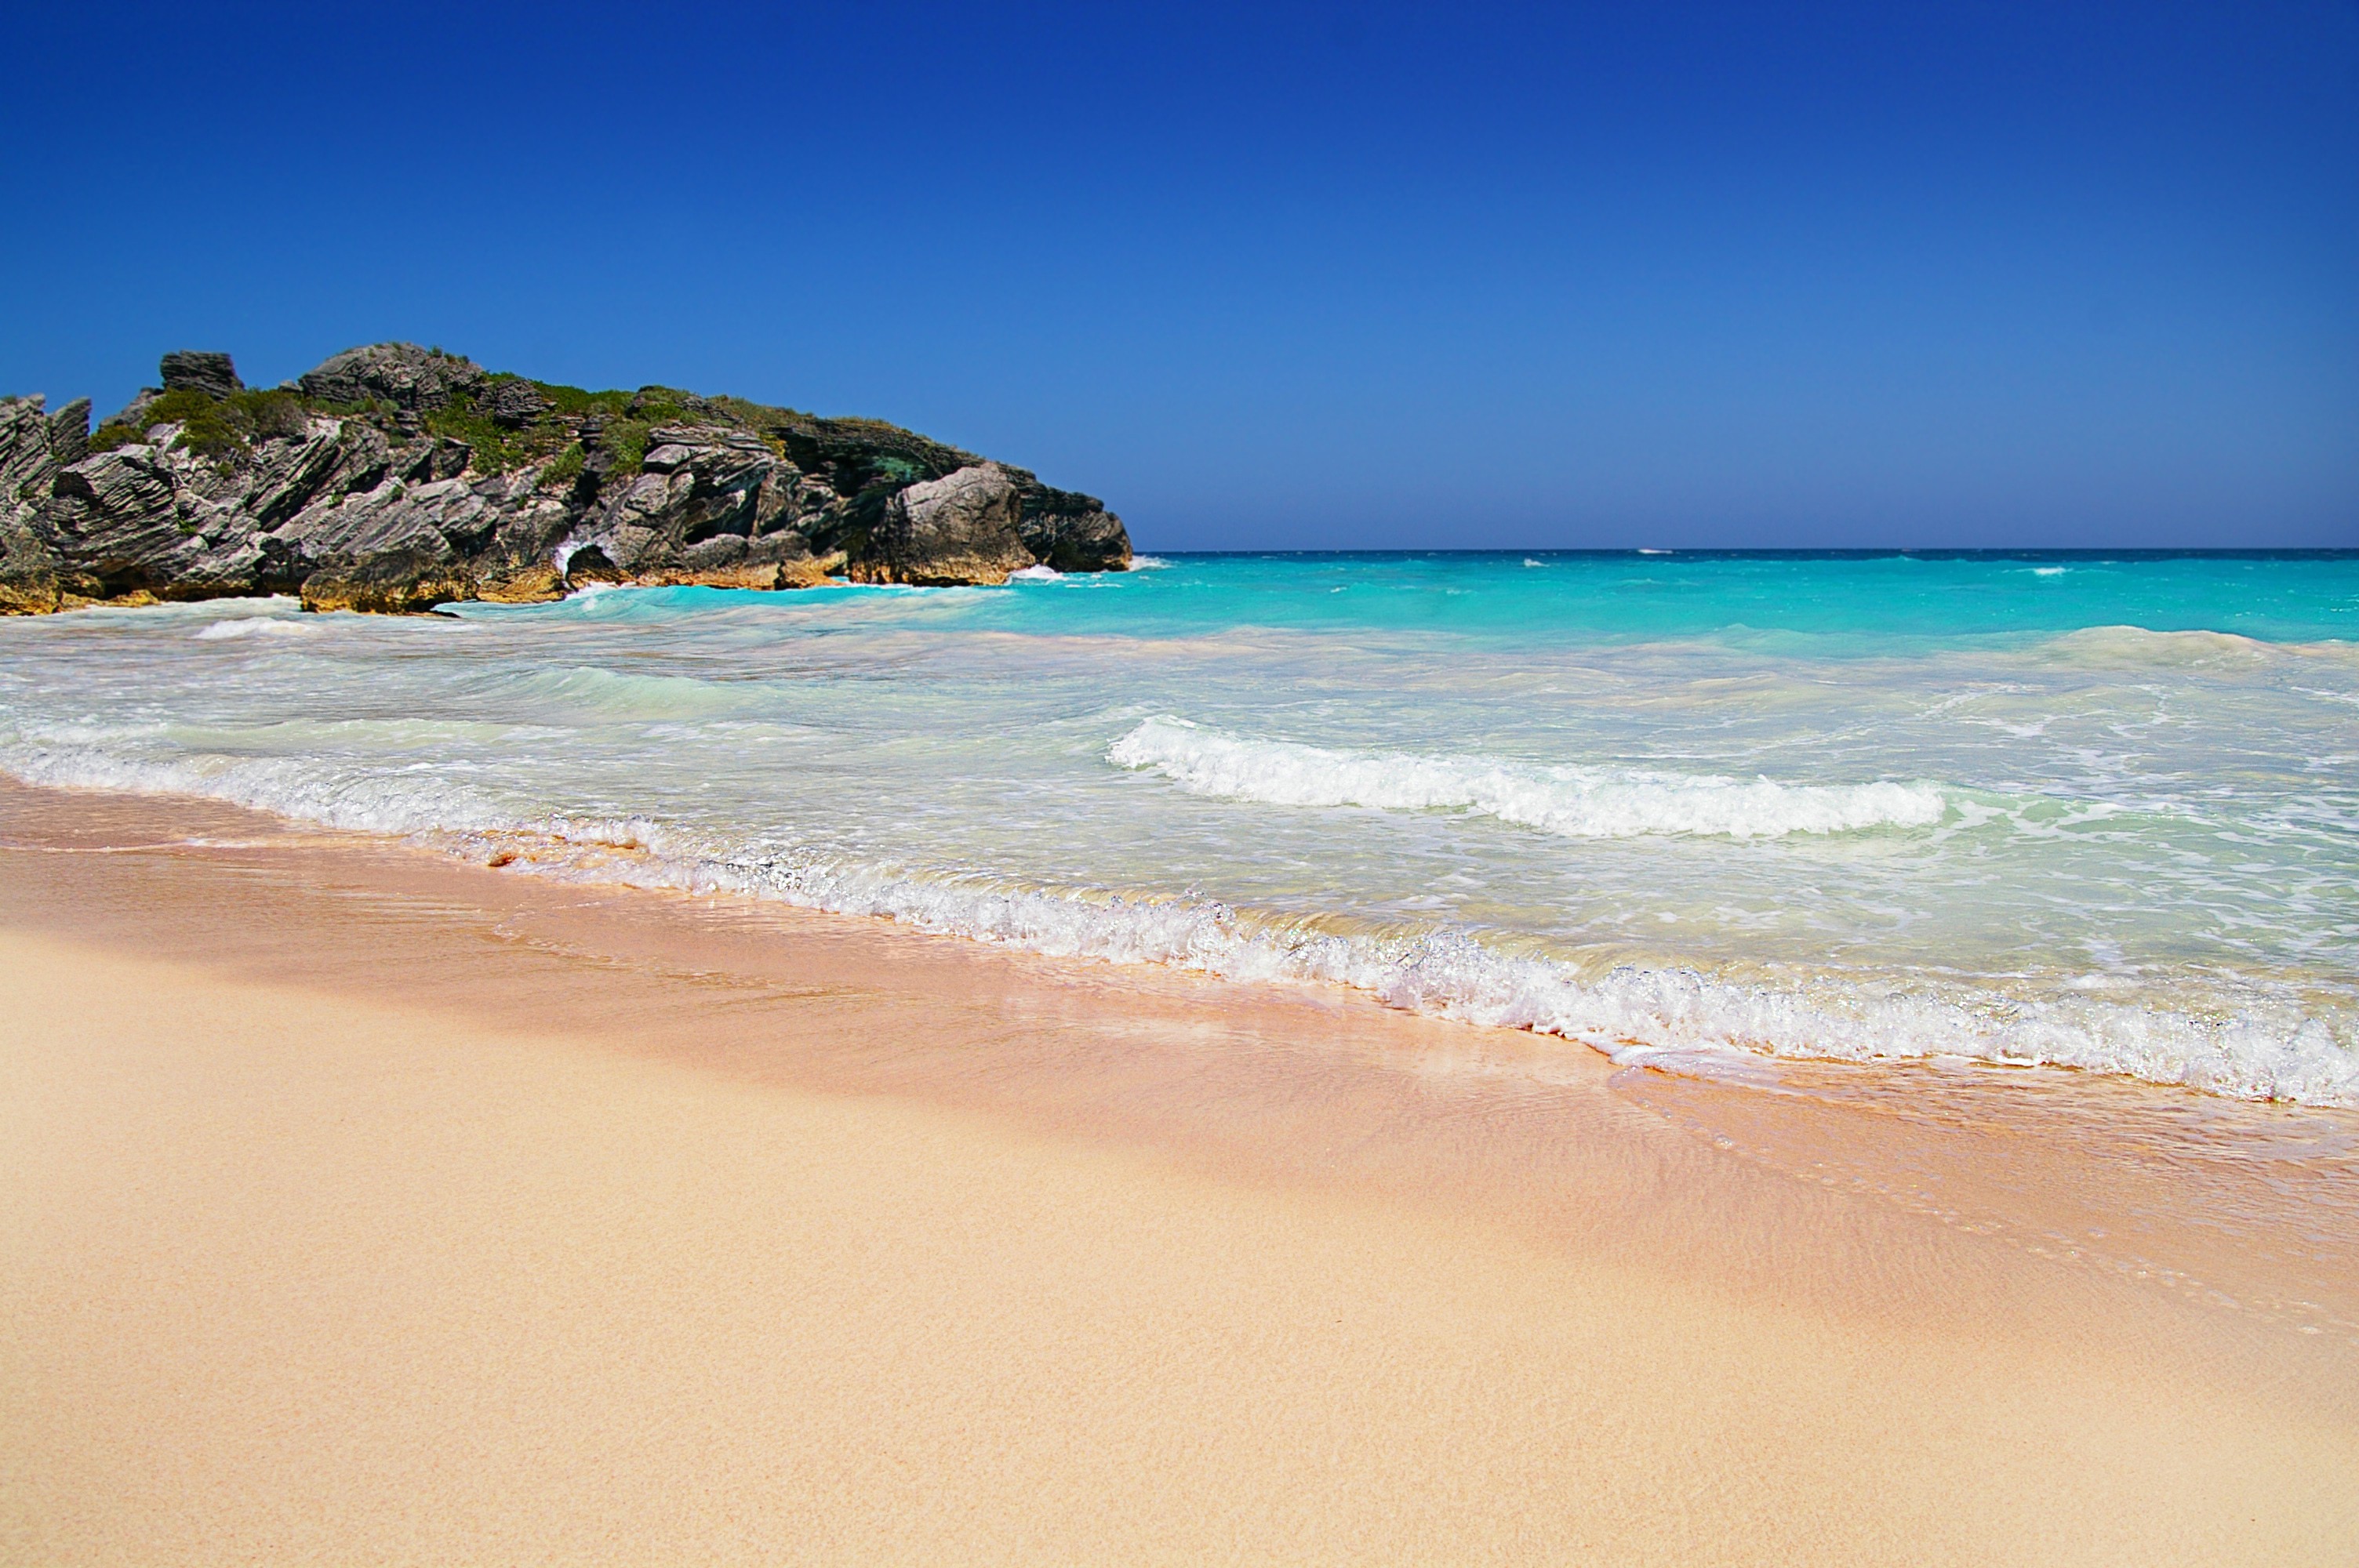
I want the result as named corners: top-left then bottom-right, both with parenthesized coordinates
top-left (3, 2), bottom-right (2353, 547)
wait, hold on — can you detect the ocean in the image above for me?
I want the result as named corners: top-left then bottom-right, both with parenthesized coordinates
top-left (4, 550), bottom-right (2354, 1105)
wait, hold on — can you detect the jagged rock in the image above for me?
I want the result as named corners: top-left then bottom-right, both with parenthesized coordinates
top-left (487, 379), bottom-right (549, 426)
top-left (43, 446), bottom-right (198, 596)
top-left (2, 396), bottom-right (54, 503)
top-left (108, 388), bottom-right (162, 432)
top-left (855, 463), bottom-right (1034, 586)
top-left (453, 472), bottom-right (573, 602)
top-left (5, 342), bottom-right (1129, 613)
top-left (1020, 489), bottom-right (1130, 573)
top-left (562, 545), bottom-right (625, 590)
top-left (47, 399), bottom-right (91, 465)
top-left (475, 562), bottom-right (567, 603)
top-left (560, 423), bottom-right (823, 590)
top-left (393, 437), bottom-right (474, 485)
top-left (281, 475), bottom-right (496, 572)
top-left (772, 414), bottom-right (976, 499)
top-left (284, 468), bottom-right (566, 601)
top-left (245, 419), bottom-right (391, 528)
top-left (159, 351), bottom-right (242, 401)
top-left (298, 343), bottom-right (489, 412)
top-left (300, 548), bottom-right (474, 614)
top-left (2, 397), bottom-right (64, 613)
top-left (0, 521), bottom-right (58, 613)
top-left (35, 437), bottom-right (289, 602)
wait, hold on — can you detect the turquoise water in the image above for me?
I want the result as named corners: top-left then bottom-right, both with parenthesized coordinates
top-left (813, 550), bottom-right (2359, 648)
top-left (3, 550), bottom-right (2354, 1102)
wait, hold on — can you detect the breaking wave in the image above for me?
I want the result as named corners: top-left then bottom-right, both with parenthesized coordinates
top-left (2034, 625), bottom-right (2282, 669)
top-left (1107, 717), bottom-right (1947, 840)
top-left (3, 734), bottom-right (2350, 1107)
top-left (193, 614), bottom-right (315, 641)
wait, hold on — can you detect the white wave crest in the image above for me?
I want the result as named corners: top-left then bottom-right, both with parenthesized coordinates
top-left (0, 739), bottom-right (520, 836)
top-left (1107, 717), bottom-right (1946, 840)
top-left (1, 737), bottom-right (2350, 1105)
top-left (194, 615), bottom-right (315, 641)
top-left (2036, 626), bottom-right (2278, 668)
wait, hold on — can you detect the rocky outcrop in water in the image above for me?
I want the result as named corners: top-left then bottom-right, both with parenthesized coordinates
top-left (0, 344), bottom-right (1130, 614)
top-left (856, 463), bottom-right (1034, 586)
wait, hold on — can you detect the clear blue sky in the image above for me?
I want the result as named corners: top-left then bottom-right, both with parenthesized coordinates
top-left (4, 2), bottom-right (2354, 547)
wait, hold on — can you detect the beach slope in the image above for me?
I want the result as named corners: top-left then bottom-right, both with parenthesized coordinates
top-left (2, 786), bottom-right (2354, 1564)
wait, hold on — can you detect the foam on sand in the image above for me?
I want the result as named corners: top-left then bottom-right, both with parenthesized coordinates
top-left (2, 731), bottom-right (2349, 1106)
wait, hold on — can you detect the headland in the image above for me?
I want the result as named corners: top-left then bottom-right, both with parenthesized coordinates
top-left (1, 346), bottom-right (1129, 615)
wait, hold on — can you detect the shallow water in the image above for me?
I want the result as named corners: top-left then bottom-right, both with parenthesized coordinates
top-left (2, 550), bottom-right (2354, 1103)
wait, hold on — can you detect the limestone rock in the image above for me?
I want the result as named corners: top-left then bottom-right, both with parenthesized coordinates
top-left (159, 351), bottom-right (242, 401)
top-left (300, 548), bottom-right (473, 614)
top-left (1020, 488), bottom-right (1131, 572)
top-left (562, 545), bottom-right (626, 590)
top-left (394, 437), bottom-right (474, 485)
top-left (486, 379), bottom-right (549, 426)
top-left (2, 395), bottom-right (54, 503)
top-left (107, 388), bottom-right (162, 433)
top-left (474, 562), bottom-right (567, 604)
top-left (5, 343), bottom-right (1131, 612)
top-left (563, 423), bottom-right (818, 589)
top-left (42, 446), bottom-right (198, 596)
top-left (282, 466), bottom-right (565, 602)
top-left (2, 397), bottom-right (64, 612)
top-left (47, 399), bottom-right (91, 465)
top-left (0, 522), bottom-right (58, 613)
top-left (457, 471), bottom-right (574, 600)
top-left (855, 463), bottom-right (1034, 586)
top-left (32, 407), bottom-right (482, 604)
top-left (299, 343), bottom-right (489, 412)
top-left (280, 475), bottom-right (496, 570)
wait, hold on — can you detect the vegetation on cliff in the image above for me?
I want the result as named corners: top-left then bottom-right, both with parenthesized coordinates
top-left (1, 344), bottom-right (1130, 615)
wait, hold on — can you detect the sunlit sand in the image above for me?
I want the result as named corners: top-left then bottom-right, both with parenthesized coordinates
top-left (4, 782), bottom-right (2353, 1563)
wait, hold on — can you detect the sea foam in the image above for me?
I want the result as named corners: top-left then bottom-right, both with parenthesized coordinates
top-left (193, 615), bottom-right (314, 641)
top-left (7, 552), bottom-right (2357, 1115)
top-left (1107, 716), bottom-right (1947, 839)
top-left (1, 732), bottom-right (2350, 1106)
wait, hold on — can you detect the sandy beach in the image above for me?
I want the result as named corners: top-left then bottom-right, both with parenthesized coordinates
top-left (11, 0), bottom-right (2357, 1556)
top-left (2, 779), bottom-right (2355, 1564)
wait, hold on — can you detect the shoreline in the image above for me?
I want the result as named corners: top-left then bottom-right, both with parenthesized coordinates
top-left (9, 664), bottom-right (2347, 1112)
top-left (4, 779), bottom-right (2356, 1562)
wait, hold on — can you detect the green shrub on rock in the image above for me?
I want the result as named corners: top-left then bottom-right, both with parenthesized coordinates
top-left (541, 443), bottom-right (586, 487)
top-left (9, 340), bottom-right (1130, 615)
top-left (529, 381), bottom-right (632, 419)
top-left (598, 419), bottom-right (651, 479)
top-left (237, 388), bottom-right (310, 441)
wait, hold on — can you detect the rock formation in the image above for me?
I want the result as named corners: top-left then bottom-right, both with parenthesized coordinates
top-left (159, 351), bottom-right (243, 401)
top-left (0, 344), bottom-right (1130, 614)
top-left (856, 463), bottom-right (1036, 586)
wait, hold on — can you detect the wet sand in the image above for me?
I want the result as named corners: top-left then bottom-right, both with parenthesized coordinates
top-left (2, 780), bottom-right (2355, 1563)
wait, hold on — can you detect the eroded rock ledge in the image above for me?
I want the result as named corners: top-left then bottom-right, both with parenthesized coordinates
top-left (1, 343), bottom-right (1130, 614)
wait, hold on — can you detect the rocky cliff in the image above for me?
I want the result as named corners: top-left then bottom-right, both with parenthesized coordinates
top-left (0, 344), bottom-right (1130, 614)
